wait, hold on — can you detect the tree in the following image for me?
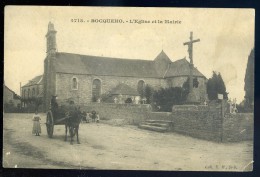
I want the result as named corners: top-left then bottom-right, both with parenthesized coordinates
top-left (216, 73), bottom-right (228, 99)
top-left (244, 48), bottom-right (254, 110)
top-left (153, 87), bottom-right (188, 112)
top-left (144, 85), bottom-right (154, 104)
top-left (207, 71), bottom-right (228, 100)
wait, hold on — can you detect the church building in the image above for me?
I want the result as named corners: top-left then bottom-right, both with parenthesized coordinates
top-left (34, 22), bottom-right (207, 111)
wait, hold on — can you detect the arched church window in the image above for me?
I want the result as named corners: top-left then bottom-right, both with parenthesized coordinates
top-left (23, 89), bottom-right (26, 98)
top-left (92, 79), bottom-right (101, 101)
top-left (72, 77), bottom-right (78, 90)
top-left (137, 80), bottom-right (145, 96)
top-left (193, 78), bottom-right (199, 88)
top-left (182, 77), bottom-right (199, 89)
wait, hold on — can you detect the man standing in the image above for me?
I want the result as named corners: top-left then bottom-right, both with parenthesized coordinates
top-left (51, 95), bottom-right (58, 117)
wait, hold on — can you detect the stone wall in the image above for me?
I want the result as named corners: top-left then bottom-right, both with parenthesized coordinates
top-left (55, 73), bottom-right (168, 104)
top-left (169, 103), bottom-right (253, 142)
top-left (92, 75), bottom-right (167, 94)
top-left (148, 112), bottom-right (172, 121)
top-left (168, 76), bottom-right (207, 101)
top-left (80, 103), bottom-right (152, 125)
top-left (74, 102), bottom-right (253, 142)
top-left (222, 113), bottom-right (254, 142)
top-left (43, 55), bottom-right (57, 111)
top-left (171, 104), bottom-right (223, 142)
top-left (56, 73), bottom-right (92, 104)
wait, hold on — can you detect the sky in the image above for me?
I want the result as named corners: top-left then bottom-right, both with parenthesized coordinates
top-left (4, 6), bottom-right (255, 102)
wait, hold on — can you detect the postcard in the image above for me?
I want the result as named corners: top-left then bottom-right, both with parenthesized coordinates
top-left (3, 6), bottom-right (254, 171)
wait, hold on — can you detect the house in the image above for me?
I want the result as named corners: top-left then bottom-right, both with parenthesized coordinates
top-left (3, 84), bottom-right (21, 112)
top-left (21, 75), bottom-right (43, 111)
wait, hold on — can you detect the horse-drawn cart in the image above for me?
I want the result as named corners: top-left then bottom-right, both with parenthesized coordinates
top-left (46, 110), bottom-right (67, 138)
top-left (45, 104), bottom-right (84, 139)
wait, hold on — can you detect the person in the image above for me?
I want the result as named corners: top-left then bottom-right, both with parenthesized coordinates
top-left (135, 96), bottom-right (140, 104)
top-left (96, 112), bottom-right (100, 123)
top-left (32, 111), bottom-right (41, 136)
top-left (91, 110), bottom-right (97, 123)
top-left (81, 111), bottom-right (87, 123)
top-left (51, 95), bottom-right (58, 117)
top-left (51, 95), bottom-right (58, 109)
top-left (85, 112), bottom-right (91, 123)
top-left (203, 100), bottom-right (208, 106)
top-left (114, 97), bottom-right (118, 104)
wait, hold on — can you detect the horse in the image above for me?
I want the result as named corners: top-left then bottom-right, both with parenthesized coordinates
top-left (64, 106), bottom-right (82, 145)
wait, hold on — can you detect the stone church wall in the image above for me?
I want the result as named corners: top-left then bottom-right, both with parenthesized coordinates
top-left (55, 73), bottom-right (168, 104)
top-left (92, 75), bottom-right (167, 94)
top-left (43, 56), bottom-right (57, 111)
top-left (168, 76), bottom-right (207, 101)
top-left (55, 73), bottom-right (92, 104)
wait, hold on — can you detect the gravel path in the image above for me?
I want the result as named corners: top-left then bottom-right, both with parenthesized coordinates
top-left (3, 113), bottom-right (253, 171)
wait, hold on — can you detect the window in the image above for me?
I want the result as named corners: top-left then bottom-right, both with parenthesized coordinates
top-left (193, 78), bottom-right (199, 88)
top-left (92, 79), bottom-right (101, 101)
top-left (72, 77), bottom-right (78, 90)
top-left (23, 90), bottom-right (26, 98)
top-left (137, 80), bottom-right (145, 96)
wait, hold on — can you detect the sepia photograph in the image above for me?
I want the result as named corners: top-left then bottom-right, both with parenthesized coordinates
top-left (3, 6), bottom-right (254, 171)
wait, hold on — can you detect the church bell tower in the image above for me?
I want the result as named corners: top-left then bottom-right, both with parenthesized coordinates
top-left (43, 22), bottom-right (57, 111)
top-left (46, 22), bottom-right (57, 55)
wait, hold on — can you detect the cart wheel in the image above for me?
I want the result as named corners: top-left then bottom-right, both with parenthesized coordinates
top-left (46, 111), bottom-right (54, 138)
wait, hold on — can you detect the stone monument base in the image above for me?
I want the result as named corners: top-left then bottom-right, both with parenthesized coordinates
top-left (185, 89), bottom-right (200, 105)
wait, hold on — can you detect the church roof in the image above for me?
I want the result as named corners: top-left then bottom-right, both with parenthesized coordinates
top-left (109, 83), bottom-right (139, 96)
top-left (55, 52), bottom-right (161, 78)
top-left (53, 51), bottom-right (205, 78)
top-left (164, 58), bottom-right (205, 78)
top-left (154, 50), bottom-right (172, 77)
top-left (22, 75), bottom-right (43, 87)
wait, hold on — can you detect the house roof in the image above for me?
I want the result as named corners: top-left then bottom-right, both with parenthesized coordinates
top-left (109, 83), bottom-right (139, 96)
top-left (22, 75), bottom-right (43, 87)
top-left (164, 58), bottom-right (205, 78)
top-left (55, 52), bottom-right (205, 78)
top-left (4, 85), bottom-right (21, 99)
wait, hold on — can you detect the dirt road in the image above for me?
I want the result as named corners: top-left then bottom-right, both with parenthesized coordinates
top-left (3, 113), bottom-right (253, 171)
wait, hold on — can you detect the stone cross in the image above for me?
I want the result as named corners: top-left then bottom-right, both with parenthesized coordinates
top-left (183, 32), bottom-right (200, 92)
top-left (183, 31), bottom-right (200, 64)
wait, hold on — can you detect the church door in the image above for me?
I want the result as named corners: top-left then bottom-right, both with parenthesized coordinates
top-left (92, 79), bottom-right (101, 101)
top-left (137, 80), bottom-right (145, 97)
